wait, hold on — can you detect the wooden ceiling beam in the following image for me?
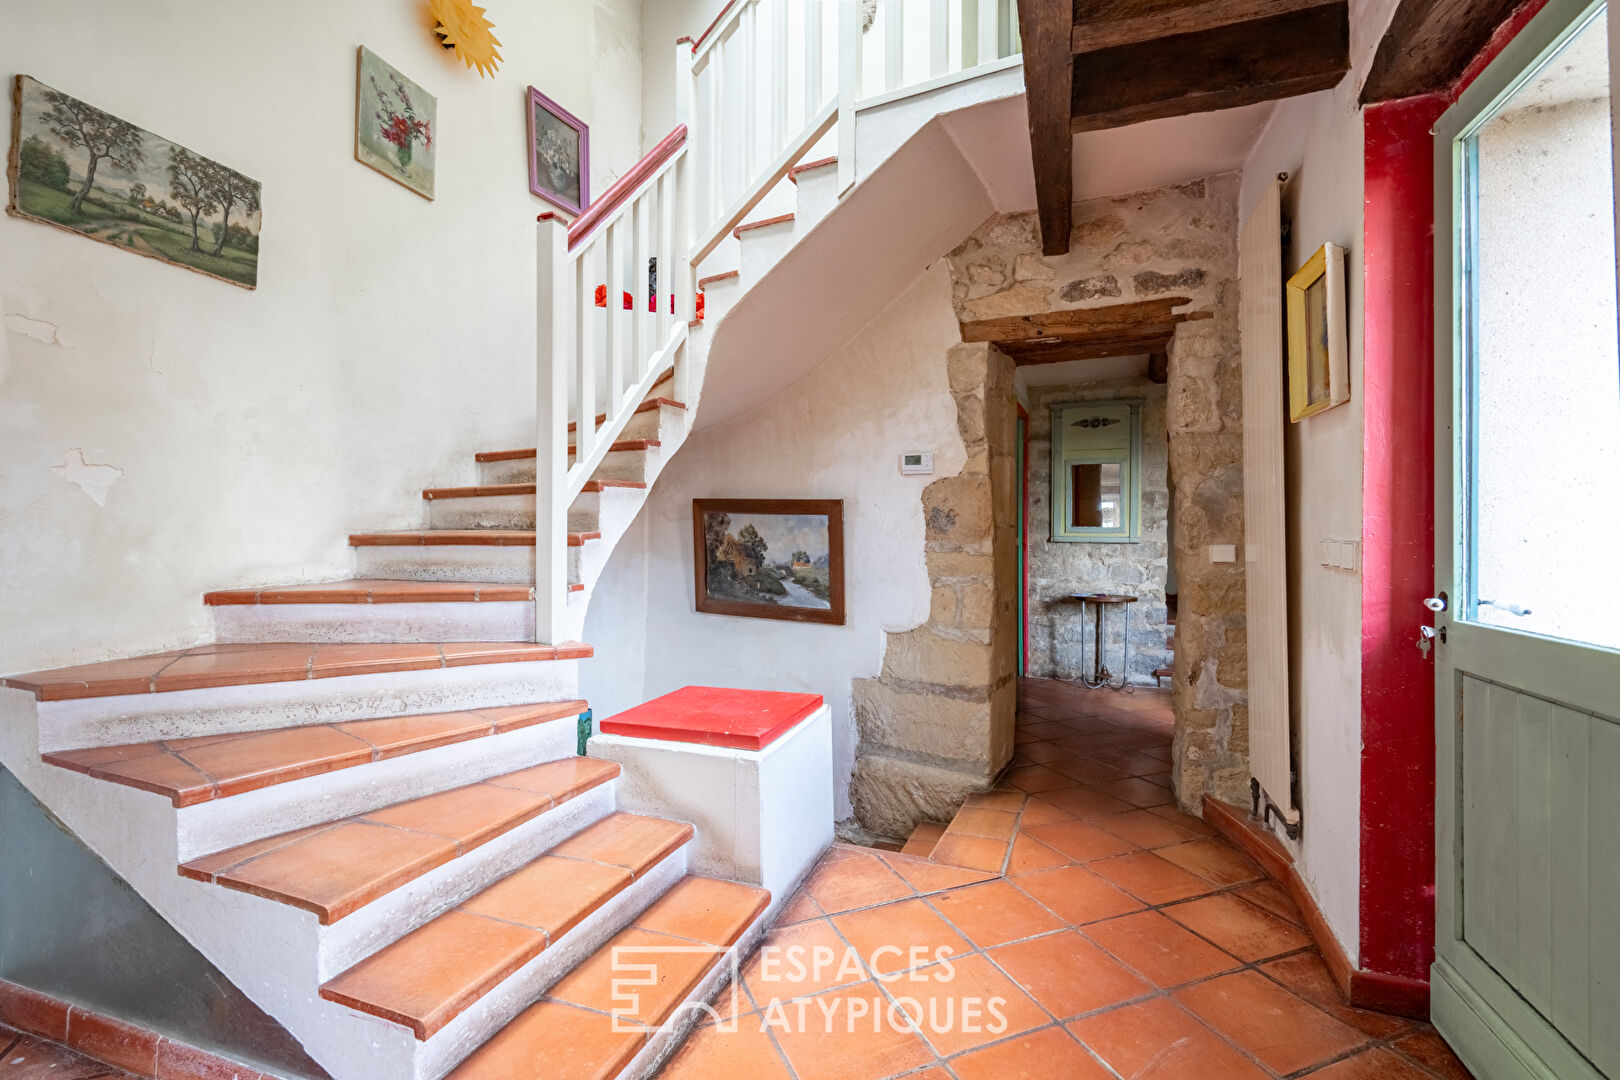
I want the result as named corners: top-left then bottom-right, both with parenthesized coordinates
top-left (1360, 0), bottom-right (1526, 104)
top-left (1016, 0), bottom-right (1075, 255)
top-left (1071, 0), bottom-right (1342, 55)
top-left (1069, 4), bottom-right (1350, 133)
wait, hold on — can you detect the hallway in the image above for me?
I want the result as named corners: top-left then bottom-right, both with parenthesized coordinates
top-left (660, 679), bottom-right (1472, 1080)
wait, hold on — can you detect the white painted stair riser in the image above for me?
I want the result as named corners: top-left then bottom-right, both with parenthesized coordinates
top-left (354, 543), bottom-right (535, 585)
top-left (28, 660), bottom-right (581, 751)
top-left (212, 600), bottom-right (535, 644)
top-left (791, 163), bottom-right (841, 230)
top-left (737, 218), bottom-right (799, 287)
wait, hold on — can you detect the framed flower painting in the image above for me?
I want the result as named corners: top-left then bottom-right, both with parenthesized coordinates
top-left (527, 87), bottom-right (588, 215)
top-left (355, 47), bottom-right (436, 200)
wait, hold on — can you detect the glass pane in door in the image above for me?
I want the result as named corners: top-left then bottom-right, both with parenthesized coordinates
top-left (1461, 4), bottom-right (1620, 651)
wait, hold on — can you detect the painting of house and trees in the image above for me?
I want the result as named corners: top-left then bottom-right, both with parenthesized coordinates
top-left (693, 499), bottom-right (845, 625)
top-left (8, 76), bottom-right (261, 288)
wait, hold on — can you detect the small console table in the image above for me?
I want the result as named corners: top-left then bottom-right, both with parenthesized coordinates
top-left (1059, 593), bottom-right (1138, 692)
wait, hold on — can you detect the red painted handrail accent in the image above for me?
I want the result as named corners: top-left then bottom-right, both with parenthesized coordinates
top-left (690, 0), bottom-right (738, 54)
top-left (566, 124), bottom-right (687, 252)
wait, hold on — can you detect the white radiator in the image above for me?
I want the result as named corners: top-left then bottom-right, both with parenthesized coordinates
top-left (1238, 178), bottom-right (1298, 828)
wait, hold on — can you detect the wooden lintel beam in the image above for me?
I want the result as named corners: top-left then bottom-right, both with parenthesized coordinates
top-left (1070, 4), bottom-right (1349, 134)
top-left (1072, 0), bottom-right (1342, 55)
top-left (1017, 0), bottom-right (1074, 255)
top-left (1360, 0), bottom-right (1525, 104)
top-left (1009, 335), bottom-right (1176, 366)
top-left (960, 296), bottom-right (1200, 344)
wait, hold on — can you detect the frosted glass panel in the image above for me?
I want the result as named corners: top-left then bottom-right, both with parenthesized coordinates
top-left (1464, 7), bottom-right (1620, 652)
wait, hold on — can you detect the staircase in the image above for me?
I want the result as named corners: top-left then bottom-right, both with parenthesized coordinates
top-left (0, 3), bottom-right (1025, 1078)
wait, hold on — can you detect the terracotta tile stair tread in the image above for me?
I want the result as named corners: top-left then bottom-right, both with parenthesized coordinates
top-left (447, 876), bottom-right (768, 1075)
top-left (178, 758), bottom-right (623, 924)
top-left (698, 270), bottom-right (739, 288)
top-left (347, 531), bottom-right (602, 547)
top-left (901, 822), bottom-right (946, 858)
top-left (733, 213), bottom-right (794, 238)
top-left (42, 701), bottom-right (587, 807)
top-left (788, 155), bottom-right (838, 181)
top-left (420, 480), bottom-right (648, 500)
top-left (319, 814), bottom-right (710, 1040)
top-left (475, 438), bottom-right (665, 463)
top-left (2, 642), bottom-right (592, 701)
top-left (486, 392), bottom-right (686, 444)
top-left (203, 580), bottom-right (533, 606)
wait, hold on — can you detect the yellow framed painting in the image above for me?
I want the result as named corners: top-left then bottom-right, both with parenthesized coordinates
top-left (1285, 241), bottom-right (1350, 421)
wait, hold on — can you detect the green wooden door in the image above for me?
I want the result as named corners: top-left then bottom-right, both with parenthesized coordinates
top-left (1433, 3), bottom-right (1620, 1077)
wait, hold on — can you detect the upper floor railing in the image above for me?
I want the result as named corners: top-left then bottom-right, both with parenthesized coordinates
top-left (535, 0), bottom-right (1020, 641)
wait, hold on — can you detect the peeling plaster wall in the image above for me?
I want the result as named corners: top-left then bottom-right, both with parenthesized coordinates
top-left (0, 1), bottom-right (643, 673)
top-left (582, 264), bottom-right (967, 824)
top-left (944, 176), bottom-right (1251, 812)
top-left (1239, 84), bottom-right (1367, 962)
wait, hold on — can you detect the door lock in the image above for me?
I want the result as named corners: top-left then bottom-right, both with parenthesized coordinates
top-left (1418, 625), bottom-right (1436, 657)
top-left (1424, 592), bottom-right (1449, 612)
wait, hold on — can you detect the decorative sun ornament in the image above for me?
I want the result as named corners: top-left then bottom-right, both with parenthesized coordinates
top-left (429, 0), bottom-right (502, 77)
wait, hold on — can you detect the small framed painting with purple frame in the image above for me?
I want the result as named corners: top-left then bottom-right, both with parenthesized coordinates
top-left (526, 86), bottom-right (588, 215)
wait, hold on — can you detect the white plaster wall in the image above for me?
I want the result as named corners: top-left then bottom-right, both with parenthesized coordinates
top-left (1239, 81), bottom-right (1366, 962)
top-left (582, 263), bottom-right (967, 821)
top-left (0, 0), bottom-right (643, 673)
top-left (641, 0), bottom-right (727, 151)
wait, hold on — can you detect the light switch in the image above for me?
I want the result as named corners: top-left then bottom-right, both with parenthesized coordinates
top-left (1209, 544), bottom-right (1236, 563)
top-left (1318, 538), bottom-right (1360, 572)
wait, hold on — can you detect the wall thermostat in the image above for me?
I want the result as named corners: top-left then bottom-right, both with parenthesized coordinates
top-left (900, 451), bottom-right (934, 475)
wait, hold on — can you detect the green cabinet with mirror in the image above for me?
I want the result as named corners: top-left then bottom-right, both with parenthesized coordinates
top-left (1050, 400), bottom-right (1142, 543)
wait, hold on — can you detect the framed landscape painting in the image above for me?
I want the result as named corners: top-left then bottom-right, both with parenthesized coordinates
top-left (356, 47), bottom-right (436, 200)
top-left (693, 499), bottom-right (845, 625)
top-left (7, 75), bottom-right (262, 288)
top-left (527, 86), bottom-right (588, 215)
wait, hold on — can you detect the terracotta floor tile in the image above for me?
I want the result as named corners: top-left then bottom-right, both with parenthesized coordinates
top-left (548, 927), bottom-right (718, 1027)
top-left (1155, 838), bottom-right (1263, 887)
top-left (929, 833), bottom-right (1008, 873)
top-left (890, 953), bottom-right (1047, 1056)
top-left (336, 711), bottom-right (493, 757)
top-left (949, 1024), bottom-right (1115, 1080)
top-left (1304, 1047), bottom-right (1439, 1080)
top-left (961, 789), bottom-right (1026, 812)
top-left (1258, 951), bottom-right (1413, 1040)
top-left (801, 851), bottom-right (914, 915)
top-left (1087, 851), bottom-right (1220, 905)
top-left (1162, 893), bottom-right (1312, 962)
top-left (1002, 765), bottom-right (1077, 793)
top-left (550, 813), bottom-right (695, 877)
top-left (946, 807), bottom-right (1018, 841)
top-left (320, 909), bottom-right (543, 1038)
top-left (214, 821), bottom-right (458, 923)
top-left (1235, 880), bottom-right (1306, 928)
top-left (1144, 803), bottom-right (1217, 835)
top-left (1083, 911), bottom-right (1241, 988)
top-left (1391, 1028), bottom-right (1476, 1080)
top-left (1175, 970), bottom-right (1368, 1075)
top-left (1014, 740), bottom-right (1070, 765)
top-left (1005, 832), bottom-right (1070, 876)
top-left (743, 918), bottom-right (868, 1004)
top-left (1018, 720), bottom-right (1073, 740)
top-left (1012, 865), bottom-right (1144, 925)
top-left (309, 643), bottom-right (443, 679)
top-left (486, 756), bottom-right (618, 802)
top-left (832, 898), bottom-right (971, 977)
top-left (361, 782), bottom-right (550, 851)
top-left (929, 880), bottom-right (1064, 948)
top-left (459, 855), bottom-right (632, 942)
top-left (1089, 808), bottom-right (1203, 849)
top-left (1017, 799), bottom-right (1077, 827)
top-left (878, 853), bottom-right (995, 895)
top-left (1045, 756), bottom-right (1132, 785)
top-left (1032, 786), bottom-right (1138, 820)
top-left (175, 726), bottom-right (374, 798)
top-left (1023, 819), bottom-right (1138, 863)
top-left (447, 1000), bottom-right (646, 1080)
top-left (774, 890), bottom-right (826, 925)
top-left (1091, 777), bottom-right (1175, 809)
top-left (0, 1032), bottom-right (129, 1079)
top-left (769, 982), bottom-right (935, 1080)
top-left (1068, 996), bottom-right (1272, 1080)
top-left (633, 875), bottom-right (768, 947)
top-left (659, 1021), bottom-right (793, 1080)
top-left (988, 930), bottom-right (1152, 1019)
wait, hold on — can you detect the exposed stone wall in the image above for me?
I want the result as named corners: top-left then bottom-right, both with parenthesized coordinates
top-left (1026, 376), bottom-right (1171, 685)
top-left (849, 342), bottom-right (1020, 837)
top-left (945, 174), bottom-right (1250, 811)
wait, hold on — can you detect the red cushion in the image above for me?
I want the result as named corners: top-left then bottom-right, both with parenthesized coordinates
top-left (599, 686), bottom-right (823, 751)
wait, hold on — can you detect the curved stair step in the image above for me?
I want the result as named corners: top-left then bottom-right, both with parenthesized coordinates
top-left (320, 812), bottom-right (696, 1041)
top-left (179, 758), bottom-right (622, 924)
top-left (42, 701), bottom-right (586, 807)
top-left (204, 580), bottom-right (533, 605)
top-left (447, 875), bottom-right (769, 1079)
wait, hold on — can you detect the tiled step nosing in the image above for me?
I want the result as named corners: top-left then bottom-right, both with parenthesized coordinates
top-left (347, 531), bottom-right (602, 548)
top-left (733, 212), bottom-right (795, 238)
top-left (179, 758), bottom-right (626, 926)
top-left (422, 479), bottom-right (648, 501)
top-left (42, 701), bottom-right (586, 808)
top-left (473, 439), bottom-right (663, 465)
top-left (788, 155), bottom-right (838, 182)
top-left (697, 270), bottom-right (739, 289)
top-left (204, 580), bottom-right (533, 606)
top-left (318, 812), bottom-right (701, 1041)
top-left (3, 642), bottom-right (592, 703)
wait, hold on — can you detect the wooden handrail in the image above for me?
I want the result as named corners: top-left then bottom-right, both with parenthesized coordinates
top-left (690, 0), bottom-right (739, 55)
top-left (566, 124), bottom-right (688, 252)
